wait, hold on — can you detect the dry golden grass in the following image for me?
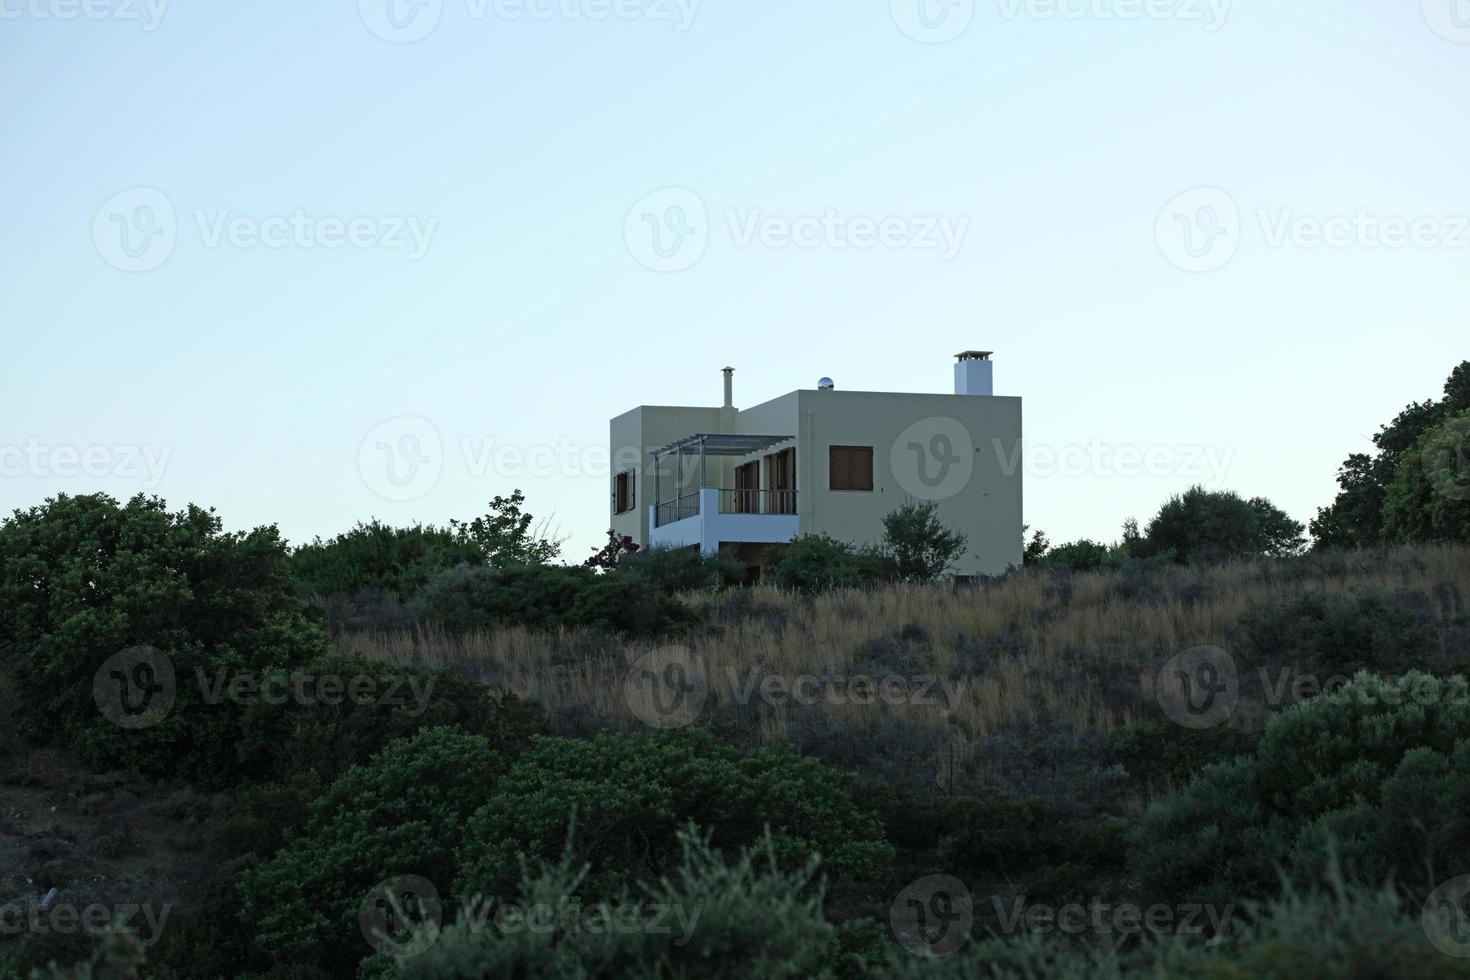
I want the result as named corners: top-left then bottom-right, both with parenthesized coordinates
top-left (335, 545), bottom-right (1470, 760)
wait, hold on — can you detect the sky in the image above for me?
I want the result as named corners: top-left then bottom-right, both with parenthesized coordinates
top-left (2, 0), bottom-right (1467, 560)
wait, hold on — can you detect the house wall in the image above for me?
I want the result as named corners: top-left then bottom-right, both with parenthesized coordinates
top-left (791, 389), bottom-right (1022, 577)
top-left (609, 405), bottom-right (721, 547)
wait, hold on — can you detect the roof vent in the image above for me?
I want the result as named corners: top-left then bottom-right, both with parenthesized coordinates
top-left (817, 377), bottom-right (835, 391)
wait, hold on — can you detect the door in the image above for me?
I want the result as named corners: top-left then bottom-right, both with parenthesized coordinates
top-left (764, 447), bottom-right (796, 514)
top-left (735, 460), bottom-right (759, 514)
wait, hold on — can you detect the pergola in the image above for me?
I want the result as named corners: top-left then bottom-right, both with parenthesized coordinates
top-left (649, 433), bottom-right (794, 509)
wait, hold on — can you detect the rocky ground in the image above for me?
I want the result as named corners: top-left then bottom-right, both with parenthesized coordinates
top-left (0, 744), bottom-right (217, 972)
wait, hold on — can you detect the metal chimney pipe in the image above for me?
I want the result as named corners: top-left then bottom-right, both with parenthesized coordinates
top-left (722, 367), bottom-right (734, 408)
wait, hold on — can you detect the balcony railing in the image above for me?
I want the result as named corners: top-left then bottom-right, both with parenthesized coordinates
top-left (654, 489), bottom-right (798, 527)
top-left (654, 492), bottom-right (701, 528)
top-left (718, 488), bottom-right (797, 516)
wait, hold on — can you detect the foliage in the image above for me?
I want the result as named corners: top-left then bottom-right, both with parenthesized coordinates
top-left (23, 931), bottom-right (147, 980)
top-left (1240, 588), bottom-right (1444, 682)
top-left (287, 521), bottom-right (483, 601)
top-left (1135, 486), bottom-right (1304, 563)
top-left (452, 728), bottom-right (892, 904)
top-left (583, 529), bottom-right (640, 569)
top-left (231, 654), bottom-right (544, 785)
top-left (1131, 671), bottom-right (1470, 905)
top-left (1313, 361), bottom-right (1470, 547)
top-left (238, 728), bottom-right (509, 961)
top-left (880, 501), bottom-right (968, 583)
top-left (1381, 410), bottom-right (1470, 544)
top-left (1022, 526), bottom-right (1050, 565)
top-left (882, 868), bottom-right (1470, 979)
top-left (1040, 538), bottom-right (1113, 572)
top-left (0, 492), bottom-right (327, 782)
top-left (393, 826), bottom-right (844, 980)
top-left (449, 490), bottom-right (564, 567)
top-left (415, 563), bottom-right (698, 636)
top-left (616, 545), bottom-right (745, 595)
top-left (762, 534), bottom-right (887, 594)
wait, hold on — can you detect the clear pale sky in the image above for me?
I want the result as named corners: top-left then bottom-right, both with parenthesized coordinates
top-left (3, 1), bottom-right (1467, 559)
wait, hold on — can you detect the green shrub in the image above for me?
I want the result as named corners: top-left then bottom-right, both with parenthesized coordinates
top-left (763, 535), bottom-right (886, 594)
top-left (0, 493), bottom-right (327, 783)
top-left (1040, 539), bottom-right (1112, 572)
top-left (231, 654), bottom-right (543, 785)
top-left (615, 545), bottom-right (745, 595)
top-left (881, 871), bottom-right (1470, 979)
top-left (287, 521), bottom-right (483, 602)
top-left (1132, 671), bottom-right (1470, 904)
top-left (416, 564), bottom-right (697, 636)
top-left (452, 729), bottom-right (892, 904)
top-left (1240, 588), bottom-right (1444, 682)
top-left (238, 728), bottom-right (508, 963)
top-left (1109, 721), bottom-right (1258, 798)
top-left (1136, 486), bottom-right (1305, 563)
top-left (390, 827), bottom-right (845, 980)
top-left (880, 502), bottom-right (967, 584)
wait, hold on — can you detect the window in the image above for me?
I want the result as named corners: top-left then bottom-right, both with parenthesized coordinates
top-left (614, 470), bottom-right (636, 514)
top-left (829, 445), bottom-right (874, 492)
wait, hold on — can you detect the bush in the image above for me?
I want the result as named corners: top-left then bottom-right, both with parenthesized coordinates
top-left (880, 501), bottom-right (967, 583)
top-left (881, 869), bottom-right (1470, 979)
top-left (1136, 486), bottom-right (1305, 564)
top-left (0, 493), bottom-right (328, 782)
top-left (415, 564), bottom-right (698, 637)
top-left (393, 827), bottom-right (844, 980)
top-left (231, 654), bottom-right (543, 785)
top-left (286, 521), bottom-right (483, 602)
top-left (616, 546), bottom-right (745, 595)
top-left (1131, 671), bottom-right (1470, 904)
top-left (763, 535), bottom-right (886, 594)
top-left (1040, 539), bottom-right (1112, 572)
top-left (1240, 588), bottom-right (1445, 683)
top-left (451, 729), bottom-right (892, 904)
top-left (238, 728), bottom-right (508, 963)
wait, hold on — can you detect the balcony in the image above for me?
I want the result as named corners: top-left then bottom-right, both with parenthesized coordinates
top-left (649, 487), bottom-right (799, 554)
top-left (656, 488), bottom-right (797, 528)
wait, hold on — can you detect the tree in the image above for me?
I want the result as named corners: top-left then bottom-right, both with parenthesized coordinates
top-left (1381, 410), bottom-right (1470, 543)
top-left (1022, 525), bottom-right (1050, 565)
top-left (1312, 361), bottom-right (1470, 547)
top-left (880, 501), bottom-right (969, 583)
top-left (0, 493), bottom-right (327, 782)
top-left (451, 489), bottom-right (565, 566)
top-left (1138, 486), bottom-right (1303, 564)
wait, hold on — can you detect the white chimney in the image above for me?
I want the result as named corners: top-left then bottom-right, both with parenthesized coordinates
top-left (954, 351), bottom-right (993, 396)
top-left (722, 367), bottom-right (734, 408)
